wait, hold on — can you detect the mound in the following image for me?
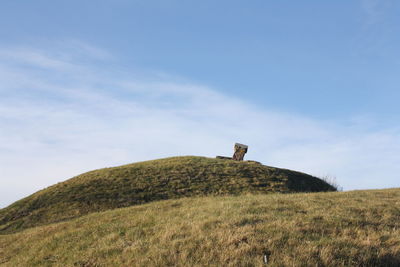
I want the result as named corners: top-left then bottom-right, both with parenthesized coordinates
top-left (0, 156), bottom-right (335, 233)
top-left (1, 189), bottom-right (399, 266)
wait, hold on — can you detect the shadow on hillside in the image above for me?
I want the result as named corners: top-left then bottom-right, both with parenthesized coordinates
top-left (371, 253), bottom-right (400, 267)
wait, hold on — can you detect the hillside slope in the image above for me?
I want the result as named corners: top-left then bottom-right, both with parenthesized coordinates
top-left (0, 156), bottom-right (334, 234)
top-left (0, 189), bottom-right (399, 266)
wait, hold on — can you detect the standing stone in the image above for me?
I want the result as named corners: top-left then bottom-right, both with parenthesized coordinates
top-left (232, 143), bottom-right (248, 161)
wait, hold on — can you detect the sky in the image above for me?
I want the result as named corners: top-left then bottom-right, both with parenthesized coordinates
top-left (1, 0), bottom-right (400, 207)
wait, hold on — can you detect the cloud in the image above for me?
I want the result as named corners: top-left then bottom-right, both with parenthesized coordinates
top-left (351, 0), bottom-right (396, 59)
top-left (0, 41), bottom-right (399, 207)
top-left (361, 0), bottom-right (393, 26)
top-left (362, 0), bottom-right (382, 25)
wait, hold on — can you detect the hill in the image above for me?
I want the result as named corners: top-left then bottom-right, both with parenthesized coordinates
top-left (0, 156), bottom-right (335, 234)
top-left (0, 189), bottom-right (399, 266)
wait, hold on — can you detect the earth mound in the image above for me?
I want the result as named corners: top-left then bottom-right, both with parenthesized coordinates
top-left (0, 156), bottom-right (335, 233)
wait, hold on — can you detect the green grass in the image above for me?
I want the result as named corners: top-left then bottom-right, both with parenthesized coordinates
top-left (0, 189), bottom-right (399, 266)
top-left (0, 156), bottom-right (335, 234)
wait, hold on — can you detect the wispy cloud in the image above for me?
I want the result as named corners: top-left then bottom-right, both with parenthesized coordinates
top-left (362, 0), bottom-right (380, 25)
top-left (0, 41), bottom-right (399, 207)
top-left (355, 0), bottom-right (394, 55)
top-left (361, 0), bottom-right (391, 26)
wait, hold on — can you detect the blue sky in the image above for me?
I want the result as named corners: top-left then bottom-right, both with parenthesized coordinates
top-left (1, 1), bottom-right (400, 207)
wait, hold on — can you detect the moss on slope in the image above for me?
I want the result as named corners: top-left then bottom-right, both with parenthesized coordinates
top-left (0, 156), bottom-right (335, 234)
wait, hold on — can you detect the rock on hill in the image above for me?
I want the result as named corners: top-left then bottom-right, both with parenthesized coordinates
top-left (0, 156), bottom-right (335, 234)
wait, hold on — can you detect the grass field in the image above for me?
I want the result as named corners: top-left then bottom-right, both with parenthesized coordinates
top-left (1, 188), bottom-right (399, 266)
top-left (0, 156), bottom-right (335, 234)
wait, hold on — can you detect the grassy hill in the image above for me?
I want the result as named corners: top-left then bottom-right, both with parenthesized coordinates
top-left (0, 156), bottom-right (335, 234)
top-left (0, 189), bottom-right (399, 266)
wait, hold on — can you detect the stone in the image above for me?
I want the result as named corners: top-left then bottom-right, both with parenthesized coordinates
top-left (232, 143), bottom-right (248, 161)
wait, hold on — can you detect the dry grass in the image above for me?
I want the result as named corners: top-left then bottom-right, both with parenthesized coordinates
top-left (0, 156), bottom-right (335, 234)
top-left (1, 188), bottom-right (399, 267)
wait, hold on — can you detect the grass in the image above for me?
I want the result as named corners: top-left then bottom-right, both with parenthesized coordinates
top-left (0, 188), bottom-right (399, 266)
top-left (0, 156), bottom-right (335, 234)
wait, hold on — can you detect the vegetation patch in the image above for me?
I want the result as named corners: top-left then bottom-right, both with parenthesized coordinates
top-left (0, 189), bottom-right (399, 266)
